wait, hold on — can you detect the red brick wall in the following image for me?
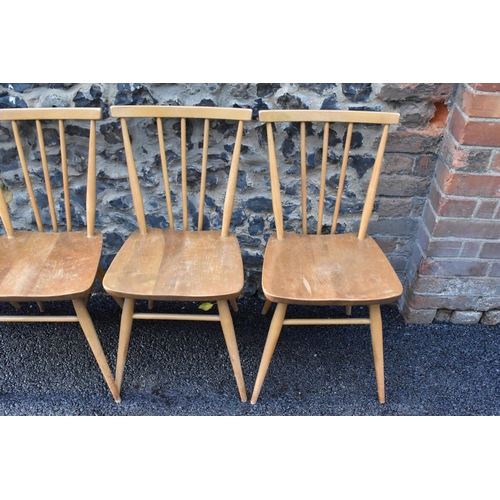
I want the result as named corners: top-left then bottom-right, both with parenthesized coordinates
top-left (401, 83), bottom-right (500, 325)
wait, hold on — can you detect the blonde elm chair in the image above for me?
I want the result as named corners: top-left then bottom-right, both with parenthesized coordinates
top-left (0, 107), bottom-right (120, 402)
top-left (251, 109), bottom-right (403, 404)
top-left (103, 105), bottom-right (252, 402)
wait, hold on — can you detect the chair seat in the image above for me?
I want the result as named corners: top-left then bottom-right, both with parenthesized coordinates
top-left (262, 232), bottom-right (403, 306)
top-left (103, 228), bottom-right (244, 301)
top-left (0, 231), bottom-right (103, 301)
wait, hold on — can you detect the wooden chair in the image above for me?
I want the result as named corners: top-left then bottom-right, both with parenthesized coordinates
top-left (0, 107), bottom-right (120, 402)
top-left (251, 109), bottom-right (403, 404)
top-left (103, 105), bottom-right (252, 402)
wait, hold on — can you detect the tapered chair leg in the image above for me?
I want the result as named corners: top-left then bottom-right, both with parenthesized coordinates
top-left (251, 302), bottom-right (288, 404)
top-left (229, 298), bottom-right (238, 312)
top-left (261, 299), bottom-right (272, 315)
top-left (97, 266), bottom-right (124, 309)
top-left (217, 300), bottom-right (247, 402)
top-left (72, 298), bottom-right (121, 403)
top-left (369, 303), bottom-right (385, 403)
top-left (115, 297), bottom-right (135, 394)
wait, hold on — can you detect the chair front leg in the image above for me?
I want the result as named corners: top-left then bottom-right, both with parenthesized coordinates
top-left (251, 302), bottom-right (287, 404)
top-left (218, 300), bottom-right (247, 402)
top-left (72, 298), bottom-right (121, 403)
top-left (115, 298), bottom-right (135, 395)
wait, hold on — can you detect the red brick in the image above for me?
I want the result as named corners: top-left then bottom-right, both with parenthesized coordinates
top-left (385, 129), bottom-right (442, 154)
top-left (413, 155), bottom-right (437, 176)
top-left (400, 302), bottom-right (436, 324)
top-left (491, 151), bottom-right (500, 172)
top-left (381, 153), bottom-right (413, 174)
top-left (429, 182), bottom-right (477, 217)
top-left (377, 174), bottom-right (432, 197)
top-left (408, 292), bottom-right (473, 311)
top-left (413, 276), bottom-right (500, 295)
top-left (461, 241), bottom-right (482, 258)
top-left (461, 88), bottom-right (500, 118)
top-left (377, 197), bottom-right (413, 217)
top-left (433, 218), bottom-right (500, 239)
top-left (440, 171), bottom-right (500, 198)
top-left (480, 242), bottom-right (500, 259)
top-left (378, 83), bottom-right (455, 103)
top-left (475, 199), bottom-right (499, 218)
top-left (372, 236), bottom-right (398, 253)
top-left (469, 83), bottom-right (500, 92)
top-left (419, 258), bottom-right (489, 277)
top-left (426, 239), bottom-right (462, 257)
top-left (450, 108), bottom-right (500, 147)
top-left (440, 130), bottom-right (491, 172)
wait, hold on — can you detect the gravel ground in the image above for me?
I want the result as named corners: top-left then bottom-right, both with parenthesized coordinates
top-left (1, 294), bottom-right (500, 416)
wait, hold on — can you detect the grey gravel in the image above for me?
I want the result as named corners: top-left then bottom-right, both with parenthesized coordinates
top-left (1, 295), bottom-right (500, 416)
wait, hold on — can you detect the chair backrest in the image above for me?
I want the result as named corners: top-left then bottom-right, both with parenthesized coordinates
top-left (110, 105), bottom-right (253, 237)
top-left (258, 109), bottom-right (400, 240)
top-left (0, 107), bottom-right (102, 238)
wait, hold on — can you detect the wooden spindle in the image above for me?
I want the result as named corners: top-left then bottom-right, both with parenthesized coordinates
top-left (157, 118), bottom-right (175, 230)
top-left (300, 121), bottom-right (307, 234)
top-left (221, 120), bottom-right (244, 238)
top-left (0, 183), bottom-right (14, 237)
top-left (181, 117), bottom-right (188, 231)
top-left (36, 120), bottom-right (58, 232)
top-left (12, 120), bottom-right (43, 232)
top-left (317, 122), bottom-right (329, 235)
top-left (59, 120), bottom-right (72, 232)
top-left (266, 122), bottom-right (284, 241)
top-left (198, 118), bottom-right (210, 231)
top-left (331, 122), bottom-right (353, 234)
top-left (358, 124), bottom-right (389, 240)
top-left (120, 118), bottom-right (147, 234)
top-left (86, 120), bottom-right (97, 237)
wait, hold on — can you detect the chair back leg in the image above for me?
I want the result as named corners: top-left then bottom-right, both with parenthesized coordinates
top-left (72, 298), bottom-right (121, 402)
top-left (369, 304), bottom-right (385, 403)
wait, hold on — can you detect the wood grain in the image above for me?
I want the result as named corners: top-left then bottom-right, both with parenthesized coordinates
top-left (262, 232), bottom-right (402, 306)
top-left (0, 231), bottom-right (102, 301)
top-left (103, 229), bottom-right (244, 301)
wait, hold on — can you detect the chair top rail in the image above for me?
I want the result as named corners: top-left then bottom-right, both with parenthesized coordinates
top-left (0, 108), bottom-right (102, 120)
top-left (111, 105), bottom-right (252, 121)
top-left (259, 109), bottom-right (400, 125)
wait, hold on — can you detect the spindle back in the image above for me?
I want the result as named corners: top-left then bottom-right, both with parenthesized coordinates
top-left (258, 109), bottom-right (400, 240)
top-left (110, 105), bottom-right (252, 237)
top-left (0, 107), bottom-right (101, 238)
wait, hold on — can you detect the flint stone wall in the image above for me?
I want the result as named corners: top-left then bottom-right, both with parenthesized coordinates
top-left (0, 83), bottom-right (459, 319)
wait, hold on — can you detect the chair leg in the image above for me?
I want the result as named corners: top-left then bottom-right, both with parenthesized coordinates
top-left (261, 299), bottom-right (272, 315)
top-left (97, 265), bottom-right (124, 309)
top-left (345, 305), bottom-right (352, 316)
top-left (115, 298), bottom-right (135, 394)
top-left (72, 298), bottom-right (121, 403)
top-left (37, 301), bottom-right (45, 313)
top-left (251, 302), bottom-right (288, 404)
top-left (148, 300), bottom-right (154, 310)
top-left (229, 298), bottom-right (238, 312)
top-left (217, 300), bottom-right (247, 402)
top-left (369, 304), bottom-right (385, 404)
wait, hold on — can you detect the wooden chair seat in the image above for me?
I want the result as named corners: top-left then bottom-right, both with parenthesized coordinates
top-left (103, 228), bottom-right (243, 301)
top-left (262, 233), bottom-right (402, 306)
top-left (0, 231), bottom-right (102, 301)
